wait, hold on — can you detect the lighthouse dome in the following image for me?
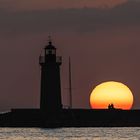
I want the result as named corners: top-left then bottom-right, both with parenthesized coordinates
top-left (45, 41), bottom-right (56, 50)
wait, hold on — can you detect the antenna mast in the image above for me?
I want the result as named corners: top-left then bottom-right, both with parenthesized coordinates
top-left (69, 57), bottom-right (72, 108)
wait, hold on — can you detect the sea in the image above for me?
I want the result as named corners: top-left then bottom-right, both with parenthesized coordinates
top-left (0, 127), bottom-right (140, 140)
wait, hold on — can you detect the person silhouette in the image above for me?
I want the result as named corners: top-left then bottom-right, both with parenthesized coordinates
top-left (110, 103), bottom-right (114, 109)
top-left (108, 104), bottom-right (111, 109)
top-left (108, 103), bottom-right (115, 109)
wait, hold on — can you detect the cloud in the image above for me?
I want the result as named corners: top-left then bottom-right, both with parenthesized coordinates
top-left (0, 0), bottom-right (140, 37)
top-left (0, 0), bottom-right (128, 11)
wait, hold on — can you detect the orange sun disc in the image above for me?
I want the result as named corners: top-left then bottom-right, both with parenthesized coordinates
top-left (90, 81), bottom-right (134, 110)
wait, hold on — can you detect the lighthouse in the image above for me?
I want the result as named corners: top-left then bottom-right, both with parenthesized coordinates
top-left (39, 39), bottom-right (62, 114)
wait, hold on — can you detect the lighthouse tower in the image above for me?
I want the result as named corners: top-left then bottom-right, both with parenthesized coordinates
top-left (39, 39), bottom-right (62, 114)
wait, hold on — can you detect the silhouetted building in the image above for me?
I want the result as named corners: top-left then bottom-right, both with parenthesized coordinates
top-left (39, 40), bottom-right (62, 114)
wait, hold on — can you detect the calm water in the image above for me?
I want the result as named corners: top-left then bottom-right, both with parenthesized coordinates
top-left (0, 127), bottom-right (140, 140)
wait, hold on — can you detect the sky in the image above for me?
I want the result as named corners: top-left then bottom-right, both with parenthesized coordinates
top-left (0, 0), bottom-right (140, 111)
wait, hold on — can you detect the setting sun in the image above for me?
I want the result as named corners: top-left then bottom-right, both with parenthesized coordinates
top-left (90, 81), bottom-right (134, 110)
